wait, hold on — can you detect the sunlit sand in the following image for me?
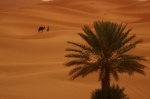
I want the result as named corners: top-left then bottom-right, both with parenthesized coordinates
top-left (42, 0), bottom-right (53, 2)
top-left (0, 0), bottom-right (149, 99)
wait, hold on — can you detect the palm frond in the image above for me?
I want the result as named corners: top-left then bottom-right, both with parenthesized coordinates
top-left (66, 48), bottom-right (83, 53)
top-left (99, 68), bottom-right (105, 81)
top-left (121, 31), bottom-right (134, 45)
top-left (117, 40), bottom-right (142, 55)
top-left (70, 62), bottom-right (101, 80)
top-left (82, 26), bottom-right (99, 43)
top-left (118, 55), bottom-right (147, 61)
top-left (112, 30), bottom-right (133, 50)
top-left (78, 33), bottom-right (98, 50)
top-left (65, 53), bottom-right (88, 59)
top-left (69, 66), bottom-right (82, 76)
top-left (69, 69), bottom-right (84, 80)
top-left (117, 60), bottom-right (147, 76)
top-left (117, 24), bottom-right (127, 37)
top-left (115, 23), bottom-right (123, 38)
top-left (67, 41), bottom-right (93, 53)
top-left (120, 29), bottom-right (132, 42)
top-left (110, 68), bottom-right (119, 81)
top-left (65, 60), bottom-right (88, 67)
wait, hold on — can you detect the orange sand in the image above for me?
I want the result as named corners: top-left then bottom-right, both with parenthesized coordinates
top-left (0, 0), bottom-right (150, 99)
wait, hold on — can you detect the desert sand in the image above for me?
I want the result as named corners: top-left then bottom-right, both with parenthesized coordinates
top-left (0, 0), bottom-right (150, 99)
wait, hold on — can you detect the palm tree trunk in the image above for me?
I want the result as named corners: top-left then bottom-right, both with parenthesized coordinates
top-left (101, 66), bottom-right (110, 99)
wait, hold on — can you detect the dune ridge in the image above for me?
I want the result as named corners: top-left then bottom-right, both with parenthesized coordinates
top-left (0, 0), bottom-right (150, 99)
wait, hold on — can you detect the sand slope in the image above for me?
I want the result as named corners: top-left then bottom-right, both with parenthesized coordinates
top-left (0, 0), bottom-right (150, 99)
top-left (0, 0), bottom-right (42, 9)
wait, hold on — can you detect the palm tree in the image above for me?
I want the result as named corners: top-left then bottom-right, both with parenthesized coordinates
top-left (65, 21), bottom-right (147, 97)
top-left (91, 84), bottom-right (129, 99)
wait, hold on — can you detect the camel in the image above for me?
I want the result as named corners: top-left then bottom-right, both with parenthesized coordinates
top-left (38, 26), bottom-right (45, 33)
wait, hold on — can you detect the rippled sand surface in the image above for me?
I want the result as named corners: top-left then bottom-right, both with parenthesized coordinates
top-left (0, 0), bottom-right (150, 99)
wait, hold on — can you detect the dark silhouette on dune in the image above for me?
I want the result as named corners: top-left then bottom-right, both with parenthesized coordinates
top-left (47, 26), bottom-right (50, 32)
top-left (38, 26), bottom-right (45, 33)
top-left (65, 20), bottom-right (147, 99)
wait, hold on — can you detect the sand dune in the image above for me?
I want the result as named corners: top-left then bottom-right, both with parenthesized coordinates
top-left (114, 0), bottom-right (150, 12)
top-left (0, 0), bottom-right (42, 9)
top-left (0, 0), bottom-right (150, 99)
